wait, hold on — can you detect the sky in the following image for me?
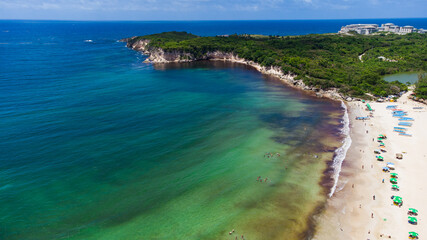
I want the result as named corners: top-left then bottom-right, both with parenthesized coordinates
top-left (0, 0), bottom-right (426, 20)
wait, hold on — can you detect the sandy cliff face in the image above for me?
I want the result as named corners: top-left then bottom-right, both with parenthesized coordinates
top-left (123, 38), bottom-right (343, 100)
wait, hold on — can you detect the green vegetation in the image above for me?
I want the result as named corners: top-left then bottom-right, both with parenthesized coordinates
top-left (415, 73), bottom-right (427, 99)
top-left (131, 31), bottom-right (198, 44)
top-left (128, 31), bottom-right (427, 97)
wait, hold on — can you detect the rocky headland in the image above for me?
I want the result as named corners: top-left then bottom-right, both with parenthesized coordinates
top-left (120, 37), bottom-right (344, 101)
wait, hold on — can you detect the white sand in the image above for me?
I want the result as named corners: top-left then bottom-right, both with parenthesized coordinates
top-left (314, 91), bottom-right (427, 240)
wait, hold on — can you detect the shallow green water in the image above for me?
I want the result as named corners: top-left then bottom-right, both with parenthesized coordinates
top-left (1, 30), bottom-right (343, 240)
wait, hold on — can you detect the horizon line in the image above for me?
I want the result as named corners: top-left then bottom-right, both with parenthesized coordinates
top-left (1, 17), bottom-right (427, 22)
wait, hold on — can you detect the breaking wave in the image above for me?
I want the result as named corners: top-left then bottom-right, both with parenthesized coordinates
top-left (329, 101), bottom-right (352, 197)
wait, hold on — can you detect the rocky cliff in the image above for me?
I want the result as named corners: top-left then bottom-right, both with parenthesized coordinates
top-left (121, 37), bottom-right (344, 100)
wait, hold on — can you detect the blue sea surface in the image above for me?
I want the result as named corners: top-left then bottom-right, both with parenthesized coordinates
top-left (0, 19), bottom-right (426, 239)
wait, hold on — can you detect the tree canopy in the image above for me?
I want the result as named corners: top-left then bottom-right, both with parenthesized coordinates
top-left (128, 31), bottom-right (427, 97)
top-left (415, 73), bottom-right (427, 99)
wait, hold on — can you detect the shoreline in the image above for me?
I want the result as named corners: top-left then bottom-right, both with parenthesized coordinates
top-left (124, 40), bottom-right (353, 239)
top-left (314, 92), bottom-right (427, 239)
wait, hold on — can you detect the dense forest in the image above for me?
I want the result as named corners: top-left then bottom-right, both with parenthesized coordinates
top-left (415, 74), bottom-right (427, 99)
top-left (129, 32), bottom-right (427, 97)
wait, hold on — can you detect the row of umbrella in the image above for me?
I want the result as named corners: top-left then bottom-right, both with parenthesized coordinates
top-left (408, 208), bottom-right (419, 226)
top-left (408, 210), bottom-right (419, 239)
top-left (386, 107), bottom-right (419, 239)
top-left (390, 172), bottom-right (398, 184)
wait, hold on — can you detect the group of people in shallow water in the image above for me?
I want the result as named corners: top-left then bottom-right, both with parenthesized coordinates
top-left (264, 152), bottom-right (280, 158)
top-left (257, 152), bottom-right (281, 182)
top-left (228, 229), bottom-right (245, 240)
top-left (256, 176), bottom-right (268, 182)
top-left (229, 152), bottom-right (283, 238)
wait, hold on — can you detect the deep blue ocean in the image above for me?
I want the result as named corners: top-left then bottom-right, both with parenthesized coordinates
top-left (0, 19), bottom-right (426, 240)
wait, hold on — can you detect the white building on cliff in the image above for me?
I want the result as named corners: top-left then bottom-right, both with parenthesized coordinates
top-left (339, 23), bottom-right (425, 35)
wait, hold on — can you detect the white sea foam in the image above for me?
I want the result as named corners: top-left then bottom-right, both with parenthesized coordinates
top-left (329, 101), bottom-right (352, 197)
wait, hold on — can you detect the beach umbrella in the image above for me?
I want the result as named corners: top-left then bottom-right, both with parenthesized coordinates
top-left (409, 232), bottom-right (419, 239)
top-left (408, 217), bottom-right (417, 224)
top-left (390, 178), bottom-right (398, 184)
top-left (383, 167), bottom-right (390, 172)
top-left (391, 185), bottom-right (399, 190)
top-left (394, 196), bottom-right (402, 200)
top-left (377, 156), bottom-right (384, 160)
top-left (380, 142), bottom-right (385, 146)
top-left (387, 162), bottom-right (394, 165)
top-left (380, 145), bottom-right (386, 149)
top-left (409, 208), bottom-right (418, 214)
top-left (390, 173), bottom-right (398, 177)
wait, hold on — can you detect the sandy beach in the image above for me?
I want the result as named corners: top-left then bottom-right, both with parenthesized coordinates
top-left (314, 91), bottom-right (427, 240)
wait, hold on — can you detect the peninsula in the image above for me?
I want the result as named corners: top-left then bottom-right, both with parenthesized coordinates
top-left (122, 31), bottom-right (426, 100)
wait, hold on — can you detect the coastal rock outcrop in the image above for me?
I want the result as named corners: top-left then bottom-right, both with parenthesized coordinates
top-left (121, 37), bottom-right (344, 101)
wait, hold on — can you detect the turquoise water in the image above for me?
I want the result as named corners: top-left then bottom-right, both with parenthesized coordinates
top-left (383, 72), bottom-right (420, 84)
top-left (0, 21), bottom-right (347, 239)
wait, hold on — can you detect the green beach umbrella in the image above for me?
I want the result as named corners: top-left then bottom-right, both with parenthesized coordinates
top-left (408, 217), bottom-right (417, 223)
top-left (390, 173), bottom-right (398, 177)
top-left (390, 178), bottom-right (397, 183)
top-left (392, 185), bottom-right (399, 189)
top-left (377, 156), bottom-right (384, 160)
top-left (380, 142), bottom-right (385, 146)
top-left (409, 231), bottom-right (418, 237)
top-left (394, 196), bottom-right (402, 201)
top-left (379, 134), bottom-right (385, 138)
top-left (394, 199), bottom-right (402, 204)
top-left (409, 208), bottom-right (419, 213)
